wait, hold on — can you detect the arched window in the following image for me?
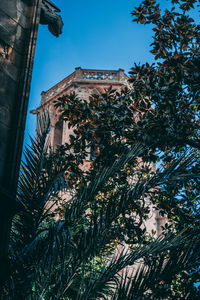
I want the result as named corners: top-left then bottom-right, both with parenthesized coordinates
top-left (54, 120), bottom-right (63, 149)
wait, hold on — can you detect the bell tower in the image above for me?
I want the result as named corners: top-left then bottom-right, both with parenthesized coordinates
top-left (32, 67), bottom-right (129, 150)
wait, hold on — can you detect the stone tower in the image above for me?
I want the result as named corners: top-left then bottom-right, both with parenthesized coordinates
top-left (32, 67), bottom-right (129, 149)
top-left (32, 67), bottom-right (165, 238)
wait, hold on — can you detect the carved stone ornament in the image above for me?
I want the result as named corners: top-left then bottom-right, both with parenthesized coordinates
top-left (40, 0), bottom-right (64, 37)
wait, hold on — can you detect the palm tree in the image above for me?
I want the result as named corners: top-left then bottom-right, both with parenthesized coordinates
top-left (1, 119), bottom-right (200, 299)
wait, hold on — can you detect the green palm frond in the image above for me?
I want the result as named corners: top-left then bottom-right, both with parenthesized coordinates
top-left (75, 230), bottom-right (200, 300)
top-left (4, 119), bottom-right (200, 299)
top-left (52, 149), bottom-right (199, 299)
top-left (6, 115), bottom-right (71, 298)
top-left (64, 149), bottom-right (198, 264)
top-left (111, 242), bottom-right (199, 300)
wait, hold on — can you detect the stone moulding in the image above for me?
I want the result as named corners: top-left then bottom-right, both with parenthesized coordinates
top-left (35, 67), bottom-right (129, 106)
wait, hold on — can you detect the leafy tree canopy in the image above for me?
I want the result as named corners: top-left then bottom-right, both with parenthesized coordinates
top-left (1, 0), bottom-right (200, 298)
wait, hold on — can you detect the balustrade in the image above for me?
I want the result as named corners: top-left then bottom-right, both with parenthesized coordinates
top-left (42, 68), bottom-right (126, 103)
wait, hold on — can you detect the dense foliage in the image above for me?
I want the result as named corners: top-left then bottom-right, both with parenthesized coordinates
top-left (1, 118), bottom-right (200, 299)
top-left (1, 0), bottom-right (200, 298)
top-left (130, 2), bottom-right (200, 290)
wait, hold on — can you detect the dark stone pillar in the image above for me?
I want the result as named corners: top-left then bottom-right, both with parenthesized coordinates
top-left (0, 0), bottom-right (42, 284)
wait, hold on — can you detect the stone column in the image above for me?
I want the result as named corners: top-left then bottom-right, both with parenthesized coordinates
top-left (41, 91), bottom-right (47, 104)
top-left (118, 68), bottom-right (125, 82)
top-left (75, 67), bottom-right (83, 80)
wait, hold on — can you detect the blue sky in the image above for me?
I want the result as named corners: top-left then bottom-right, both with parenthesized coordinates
top-left (24, 0), bottom-right (173, 147)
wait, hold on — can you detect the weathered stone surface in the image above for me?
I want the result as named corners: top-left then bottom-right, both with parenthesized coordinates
top-left (0, 0), bottom-right (42, 283)
top-left (0, 0), bottom-right (32, 28)
top-left (0, 122), bottom-right (11, 182)
top-left (0, 0), bottom-right (64, 284)
top-left (0, 57), bottom-right (19, 81)
top-left (0, 9), bottom-right (30, 54)
top-left (0, 67), bottom-right (18, 108)
top-left (0, 40), bottom-right (22, 69)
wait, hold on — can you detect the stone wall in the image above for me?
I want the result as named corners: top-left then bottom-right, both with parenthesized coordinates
top-left (0, 0), bottom-right (42, 200)
top-left (0, 0), bottom-right (64, 284)
top-left (0, 0), bottom-right (42, 282)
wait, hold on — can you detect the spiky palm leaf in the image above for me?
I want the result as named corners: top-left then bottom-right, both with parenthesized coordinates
top-left (74, 230), bottom-right (200, 300)
top-left (2, 118), bottom-right (200, 299)
top-left (40, 150), bottom-right (200, 299)
top-left (3, 116), bottom-right (70, 299)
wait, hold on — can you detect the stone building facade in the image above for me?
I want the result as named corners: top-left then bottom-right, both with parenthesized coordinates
top-left (33, 67), bottom-right (166, 237)
top-left (0, 0), bottom-right (63, 283)
top-left (0, 0), bottom-right (41, 206)
top-left (0, 0), bottom-right (63, 203)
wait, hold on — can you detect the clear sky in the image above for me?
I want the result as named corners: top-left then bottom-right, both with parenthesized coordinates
top-left (24, 0), bottom-right (172, 148)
